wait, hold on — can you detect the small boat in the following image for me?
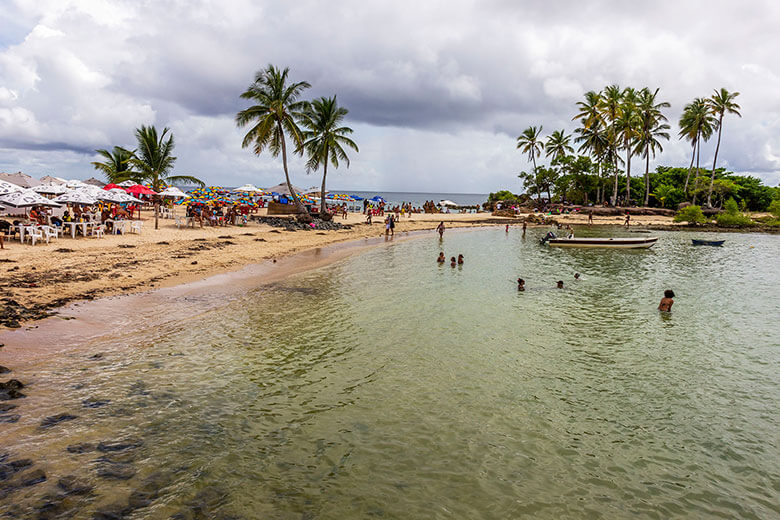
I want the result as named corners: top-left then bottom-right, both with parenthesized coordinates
top-left (544, 234), bottom-right (659, 249)
top-left (692, 239), bottom-right (725, 246)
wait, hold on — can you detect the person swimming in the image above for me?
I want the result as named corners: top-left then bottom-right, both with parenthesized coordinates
top-left (556, 280), bottom-right (564, 289)
top-left (450, 256), bottom-right (457, 267)
top-left (437, 252), bottom-right (446, 263)
top-left (658, 289), bottom-right (675, 311)
top-left (457, 254), bottom-right (464, 265)
top-left (574, 273), bottom-right (581, 280)
top-left (517, 278), bottom-right (525, 291)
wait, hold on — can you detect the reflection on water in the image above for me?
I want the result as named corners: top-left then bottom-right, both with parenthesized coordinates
top-left (2, 228), bottom-right (779, 519)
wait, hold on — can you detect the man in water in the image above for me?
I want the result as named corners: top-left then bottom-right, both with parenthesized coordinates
top-left (522, 220), bottom-right (527, 234)
top-left (658, 289), bottom-right (675, 311)
top-left (556, 280), bottom-right (564, 289)
top-left (574, 273), bottom-right (581, 281)
top-left (457, 254), bottom-right (464, 265)
top-left (436, 221), bottom-right (445, 238)
top-left (517, 278), bottom-right (525, 291)
top-left (437, 252), bottom-right (446, 263)
top-left (450, 256), bottom-right (457, 267)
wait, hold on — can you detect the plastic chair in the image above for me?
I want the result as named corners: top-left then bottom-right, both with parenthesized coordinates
top-left (130, 221), bottom-right (142, 234)
top-left (40, 226), bottom-right (58, 243)
top-left (25, 227), bottom-right (43, 245)
top-left (91, 225), bottom-right (105, 238)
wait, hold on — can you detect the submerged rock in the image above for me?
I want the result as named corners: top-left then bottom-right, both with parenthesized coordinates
top-left (66, 443), bottom-right (95, 454)
top-left (39, 413), bottom-right (78, 429)
top-left (0, 388), bottom-right (25, 400)
top-left (0, 414), bottom-right (20, 423)
top-left (0, 379), bottom-right (24, 390)
top-left (82, 398), bottom-right (111, 408)
top-left (96, 461), bottom-right (136, 480)
top-left (57, 475), bottom-right (94, 495)
top-left (0, 365), bottom-right (10, 374)
top-left (20, 468), bottom-right (46, 486)
top-left (0, 403), bottom-right (17, 412)
top-left (97, 438), bottom-right (143, 452)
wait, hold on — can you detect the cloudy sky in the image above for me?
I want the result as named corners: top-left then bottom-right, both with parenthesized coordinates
top-left (1, 0), bottom-right (779, 193)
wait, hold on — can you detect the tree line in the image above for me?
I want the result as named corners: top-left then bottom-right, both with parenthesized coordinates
top-left (514, 86), bottom-right (779, 210)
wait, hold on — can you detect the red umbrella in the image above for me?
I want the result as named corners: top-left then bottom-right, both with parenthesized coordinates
top-left (126, 184), bottom-right (157, 195)
top-left (103, 183), bottom-right (122, 190)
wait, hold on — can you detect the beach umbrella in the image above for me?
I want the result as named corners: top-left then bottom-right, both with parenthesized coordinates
top-left (232, 184), bottom-right (261, 193)
top-left (33, 183), bottom-right (69, 195)
top-left (126, 184), bottom-right (157, 195)
top-left (439, 200), bottom-right (458, 207)
top-left (0, 189), bottom-right (62, 208)
top-left (65, 179), bottom-right (88, 188)
top-left (117, 180), bottom-right (136, 187)
top-left (0, 172), bottom-right (41, 188)
top-left (369, 196), bottom-right (385, 203)
top-left (103, 183), bottom-right (123, 190)
top-left (0, 180), bottom-right (24, 196)
top-left (158, 186), bottom-right (188, 198)
top-left (96, 190), bottom-right (141, 204)
top-left (53, 190), bottom-right (98, 205)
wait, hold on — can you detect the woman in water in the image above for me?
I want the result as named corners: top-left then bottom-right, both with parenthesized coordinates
top-left (436, 221), bottom-right (445, 238)
top-left (457, 254), bottom-right (464, 265)
top-left (517, 278), bottom-right (525, 291)
top-left (658, 289), bottom-right (675, 311)
top-left (437, 252), bottom-right (446, 263)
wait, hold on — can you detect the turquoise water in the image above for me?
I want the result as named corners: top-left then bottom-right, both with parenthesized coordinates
top-left (2, 228), bottom-right (779, 518)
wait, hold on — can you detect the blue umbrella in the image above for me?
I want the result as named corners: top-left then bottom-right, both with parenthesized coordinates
top-left (370, 196), bottom-right (385, 202)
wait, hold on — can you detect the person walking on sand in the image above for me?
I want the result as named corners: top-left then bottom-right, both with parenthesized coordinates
top-left (436, 221), bottom-right (445, 238)
top-left (624, 210), bottom-right (630, 228)
top-left (588, 210), bottom-right (593, 225)
top-left (389, 214), bottom-right (395, 236)
top-left (658, 290), bottom-right (675, 312)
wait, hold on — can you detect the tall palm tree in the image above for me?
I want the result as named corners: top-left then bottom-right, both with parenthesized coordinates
top-left (545, 130), bottom-right (574, 161)
top-left (635, 88), bottom-right (670, 206)
top-left (516, 126), bottom-right (544, 171)
top-left (236, 64), bottom-right (311, 214)
top-left (678, 98), bottom-right (716, 198)
top-left (705, 88), bottom-right (741, 207)
top-left (129, 125), bottom-right (203, 230)
top-left (298, 96), bottom-right (359, 215)
top-left (574, 123), bottom-right (608, 203)
top-left (599, 85), bottom-right (623, 204)
top-left (614, 88), bottom-right (642, 205)
top-left (573, 90), bottom-right (603, 129)
top-left (91, 146), bottom-right (137, 184)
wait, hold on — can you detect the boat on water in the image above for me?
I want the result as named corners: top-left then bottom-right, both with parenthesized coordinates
top-left (541, 232), bottom-right (659, 249)
top-left (692, 239), bottom-right (725, 246)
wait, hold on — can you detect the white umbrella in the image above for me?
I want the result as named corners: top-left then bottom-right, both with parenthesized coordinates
top-left (232, 184), bottom-right (260, 193)
top-left (0, 189), bottom-right (62, 208)
top-left (53, 190), bottom-right (98, 205)
top-left (159, 186), bottom-right (188, 198)
top-left (117, 180), bottom-right (136, 187)
top-left (98, 190), bottom-right (142, 204)
top-left (33, 183), bottom-right (69, 195)
top-left (0, 180), bottom-right (24, 196)
top-left (439, 200), bottom-right (458, 207)
top-left (65, 179), bottom-right (88, 188)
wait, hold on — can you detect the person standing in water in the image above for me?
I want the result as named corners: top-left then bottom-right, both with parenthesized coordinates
top-left (517, 278), bottom-right (525, 291)
top-left (436, 221), bottom-right (446, 238)
top-left (658, 290), bottom-right (675, 311)
top-left (457, 254), bottom-right (464, 265)
top-left (437, 252), bottom-right (446, 263)
top-left (450, 256), bottom-right (457, 267)
top-left (556, 280), bottom-right (564, 289)
top-left (505, 224), bottom-right (509, 232)
top-left (522, 220), bottom-right (527, 234)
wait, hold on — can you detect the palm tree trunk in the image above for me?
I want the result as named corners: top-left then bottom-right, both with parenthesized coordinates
top-left (643, 145), bottom-right (651, 206)
top-left (612, 167), bottom-right (619, 206)
top-left (320, 148), bottom-right (329, 214)
top-left (278, 123), bottom-right (306, 215)
top-left (683, 143), bottom-right (696, 196)
top-left (692, 135), bottom-right (701, 205)
top-left (707, 114), bottom-right (724, 208)
top-left (625, 146), bottom-right (631, 207)
top-left (595, 161), bottom-right (601, 204)
top-left (154, 200), bottom-right (159, 230)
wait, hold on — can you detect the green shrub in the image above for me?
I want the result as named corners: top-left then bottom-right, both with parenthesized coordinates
top-left (716, 212), bottom-right (755, 227)
top-left (724, 197), bottom-right (739, 215)
top-left (768, 199), bottom-right (780, 218)
top-left (674, 205), bottom-right (707, 224)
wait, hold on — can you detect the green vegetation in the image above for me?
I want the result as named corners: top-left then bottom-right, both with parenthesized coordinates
top-left (674, 205), bottom-right (707, 225)
top-left (515, 86), bottom-right (778, 211)
top-left (769, 199), bottom-right (780, 218)
top-left (487, 190), bottom-right (520, 203)
top-left (299, 96), bottom-right (359, 214)
top-left (235, 64), bottom-right (358, 216)
top-left (715, 198), bottom-right (754, 227)
top-left (91, 146), bottom-right (137, 184)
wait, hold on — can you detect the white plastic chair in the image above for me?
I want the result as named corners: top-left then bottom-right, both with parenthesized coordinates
top-left (91, 224), bottom-right (105, 238)
top-left (174, 214), bottom-right (184, 229)
top-left (40, 226), bottom-right (58, 243)
top-left (130, 221), bottom-right (142, 233)
top-left (25, 226), bottom-right (43, 245)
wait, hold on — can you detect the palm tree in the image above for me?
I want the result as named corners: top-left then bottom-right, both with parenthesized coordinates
top-left (129, 125), bottom-right (203, 230)
top-left (614, 88), bottom-right (641, 205)
top-left (635, 88), bottom-right (670, 206)
top-left (298, 96), bottom-right (359, 215)
top-left (236, 64), bottom-right (311, 215)
top-left (599, 85), bottom-right (623, 204)
top-left (574, 123), bottom-right (608, 203)
top-left (545, 130), bottom-right (574, 161)
top-left (705, 88), bottom-right (741, 207)
top-left (678, 98), bottom-right (716, 198)
top-left (573, 90), bottom-right (603, 129)
top-left (91, 146), bottom-right (137, 183)
top-left (516, 126), bottom-right (544, 171)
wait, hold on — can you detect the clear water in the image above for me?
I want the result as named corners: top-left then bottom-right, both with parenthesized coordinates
top-left (2, 228), bottom-right (779, 519)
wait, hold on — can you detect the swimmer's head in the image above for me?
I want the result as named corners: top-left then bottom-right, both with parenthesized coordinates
top-left (664, 289), bottom-right (675, 298)
top-left (517, 278), bottom-right (524, 284)
top-left (574, 273), bottom-right (580, 279)
top-left (556, 280), bottom-right (564, 288)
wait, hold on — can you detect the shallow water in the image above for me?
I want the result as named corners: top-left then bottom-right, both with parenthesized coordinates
top-left (2, 228), bottom-right (779, 519)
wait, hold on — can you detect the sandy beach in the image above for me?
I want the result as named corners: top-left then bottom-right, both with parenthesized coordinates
top-left (0, 208), bottom-right (675, 328)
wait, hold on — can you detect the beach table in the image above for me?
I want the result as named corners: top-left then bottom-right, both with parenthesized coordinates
top-left (62, 221), bottom-right (98, 239)
top-left (14, 224), bottom-right (36, 243)
top-left (107, 219), bottom-right (130, 235)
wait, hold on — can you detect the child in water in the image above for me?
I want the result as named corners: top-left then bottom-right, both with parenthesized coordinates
top-left (658, 289), bottom-right (675, 311)
top-left (457, 254), bottom-right (464, 265)
top-left (517, 278), bottom-right (525, 291)
top-left (450, 256), bottom-right (457, 267)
